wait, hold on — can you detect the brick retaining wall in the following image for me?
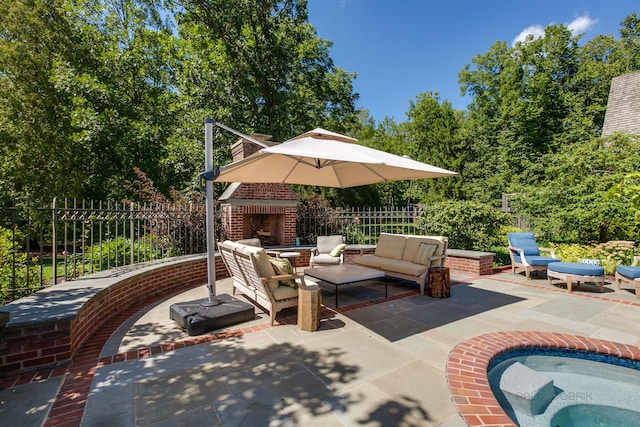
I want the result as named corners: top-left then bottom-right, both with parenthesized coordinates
top-left (0, 255), bottom-right (228, 378)
top-left (444, 249), bottom-right (495, 276)
top-left (0, 246), bottom-right (494, 378)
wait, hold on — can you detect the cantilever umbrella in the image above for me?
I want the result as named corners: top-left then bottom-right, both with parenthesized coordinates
top-left (215, 127), bottom-right (458, 188)
top-left (200, 120), bottom-right (457, 305)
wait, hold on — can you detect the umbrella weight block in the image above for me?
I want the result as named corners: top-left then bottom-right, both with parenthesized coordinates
top-left (170, 293), bottom-right (255, 336)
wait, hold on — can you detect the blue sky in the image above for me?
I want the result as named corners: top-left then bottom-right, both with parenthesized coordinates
top-left (307, 0), bottom-right (639, 122)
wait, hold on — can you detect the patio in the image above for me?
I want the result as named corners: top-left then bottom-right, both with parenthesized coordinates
top-left (2, 268), bottom-right (640, 426)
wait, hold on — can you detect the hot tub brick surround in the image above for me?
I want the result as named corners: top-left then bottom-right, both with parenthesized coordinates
top-left (447, 331), bottom-right (640, 427)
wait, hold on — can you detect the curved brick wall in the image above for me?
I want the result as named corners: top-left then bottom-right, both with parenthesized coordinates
top-left (0, 255), bottom-right (229, 378)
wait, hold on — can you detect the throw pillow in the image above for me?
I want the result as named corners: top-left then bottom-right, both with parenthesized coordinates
top-left (413, 242), bottom-right (437, 265)
top-left (269, 256), bottom-right (298, 288)
top-left (329, 243), bottom-right (347, 257)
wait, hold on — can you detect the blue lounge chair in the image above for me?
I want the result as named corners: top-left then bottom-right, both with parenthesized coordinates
top-left (507, 232), bottom-right (559, 279)
top-left (615, 256), bottom-right (640, 298)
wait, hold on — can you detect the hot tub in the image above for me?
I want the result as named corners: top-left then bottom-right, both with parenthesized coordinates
top-left (488, 348), bottom-right (640, 426)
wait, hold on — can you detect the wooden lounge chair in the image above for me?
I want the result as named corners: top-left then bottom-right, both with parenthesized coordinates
top-left (507, 232), bottom-right (559, 279)
top-left (615, 256), bottom-right (640, 298)
top-left (218, 240), bottom-right (305, 325)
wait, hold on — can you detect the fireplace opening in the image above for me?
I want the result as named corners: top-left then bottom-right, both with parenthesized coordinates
top-left (243, 214), bottom-right (285, 246)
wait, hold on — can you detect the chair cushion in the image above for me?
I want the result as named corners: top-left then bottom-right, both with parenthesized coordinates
top-left (508, 232), bottom-right (541, 256)
top-left (242, 245), bottom-right (279, 291)
top-left (271, 284), bottom-right (299, 301)
top-left (548, 262), bottom-right (604, 276)
top-left (374, 233), bottom-right (407, 260)
top-left (329, 243), bottom-right (347, 257)
top-left (617, 265), bottom-right (640, 279)
top-left (526, 256), bottom-right (559, 267)
top-left (312, 254), bottom-right (342, 265)
top-left (317, 235), bottom-right (344, 254)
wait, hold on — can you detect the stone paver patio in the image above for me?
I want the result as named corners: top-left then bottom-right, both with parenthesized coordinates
top-left (1, 268), bottom-right (639, 426)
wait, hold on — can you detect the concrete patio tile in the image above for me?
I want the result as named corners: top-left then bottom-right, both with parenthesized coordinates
top-left (529, 296), bottom-right (610, 322)
top-left (135, 362), bottom-right (231, 425)
top-left (219, 357), bottom-right (308, 395)
top-left (590, 327), bottom-right (640, 346)
top-left (0, 377), bottom-right (63, 427)
top-left (149, 403), bottom-right (222, 426)
top-left (370, 360), bottom-right (459, 425)
top-left (214, 384), bottom-right (293, 427)
top-left (81, 383), bottom-right (136, 426)
top-left (263, 369), bottom-right (347, 426)
top-left (393, 334), bottom-right (454, 370)
top-left (287, 329), bottom-right (414, 392)
top-left (328, 365), bottom-right (448, 427)
top-left (342, 306), bottom-right (430, 341)
top-left (204, 331), bottom-right (283, 368)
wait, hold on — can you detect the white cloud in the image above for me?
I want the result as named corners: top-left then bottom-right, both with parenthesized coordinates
top-left (511, 14), bottom-right (599, 46)
top-left (512, 25), bottom-right (546, 45)
top-left (567, 15), bottom-right (598, 34)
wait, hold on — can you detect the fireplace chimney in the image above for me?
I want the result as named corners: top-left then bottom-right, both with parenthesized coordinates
top-left (218, 134), bottom-right (298, 246)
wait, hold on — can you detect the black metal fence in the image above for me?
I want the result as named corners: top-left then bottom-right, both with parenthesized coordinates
top-left (0, 198), bottom-right (207, 304)
top-left (297, 205), bottom-right (424, 245)
top-left (1, 199), bottom-right (521, 304)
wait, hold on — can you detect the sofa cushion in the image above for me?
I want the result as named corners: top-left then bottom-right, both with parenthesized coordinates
top-left (354, 255), bottom-right (385, 269)
top-left (378, 258), bottom-right (427, 277)
top-left (403, 236), bottom-right (445, 263)
top-left (271, 284), bottom-right (299, 301)
top-left (269, 257), bottom-right (297, 288)
top-left (374, 233), bottom-right (407, 260)
top-left (413, 242), bottom-right (438, 265)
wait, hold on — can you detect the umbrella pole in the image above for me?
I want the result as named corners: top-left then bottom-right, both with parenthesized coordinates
top-left (202, 118), bottom-right (220, 306)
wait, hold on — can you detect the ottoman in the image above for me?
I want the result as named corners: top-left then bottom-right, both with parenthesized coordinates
top-left (547, 262), bottom-right (605, 292)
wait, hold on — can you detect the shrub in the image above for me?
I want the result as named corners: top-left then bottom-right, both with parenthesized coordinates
top-left (0, 226), bottom-right (41, 303)
top-left (416, 200), bottom-right (512, 251)
top-left (550, 241), bottom-right (638, 275)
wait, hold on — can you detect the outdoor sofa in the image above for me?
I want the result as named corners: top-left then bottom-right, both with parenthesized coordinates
top-left (354, 232), bottom-right (448, 295)
top-left (218, 240), bottom-right (306, 325)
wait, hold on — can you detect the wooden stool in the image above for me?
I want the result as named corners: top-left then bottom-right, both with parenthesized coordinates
top-left (298, 285), bottom-right (322, 331)
top-left (428, 267), bottom-right (451, 298)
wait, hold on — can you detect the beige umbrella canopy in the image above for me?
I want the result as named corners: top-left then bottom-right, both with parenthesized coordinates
top-left (215, 127), bottom-right (458, 188)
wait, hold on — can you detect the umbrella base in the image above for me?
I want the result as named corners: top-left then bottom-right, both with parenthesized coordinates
top-left (170, 293), bottom-right (255, 336)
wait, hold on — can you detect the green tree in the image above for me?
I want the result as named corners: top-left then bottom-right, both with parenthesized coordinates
top-left (405, 92), bottom-right (464, 202)
top-left (511, 133), bottom-right (640, 243)
top-left (175, 0), bottom-right (357, 142)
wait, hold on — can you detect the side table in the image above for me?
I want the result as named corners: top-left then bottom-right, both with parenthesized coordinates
top-left (298, 285), bottom-right (322, 332)
top-left (279, 251), bottom-right (301, 272)
top-left (428, 267), bottom-right (451, 298)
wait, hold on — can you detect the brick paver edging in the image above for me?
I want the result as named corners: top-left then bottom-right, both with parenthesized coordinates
top-left (446, 331), bottom-right (640, 426)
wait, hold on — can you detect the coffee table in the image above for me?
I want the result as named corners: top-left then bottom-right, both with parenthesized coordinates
top-left (304, 264), bottom-right (386, 308)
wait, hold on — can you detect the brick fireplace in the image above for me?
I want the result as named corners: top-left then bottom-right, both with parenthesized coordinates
top-left (218, 134), bottom-right (298, 246)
